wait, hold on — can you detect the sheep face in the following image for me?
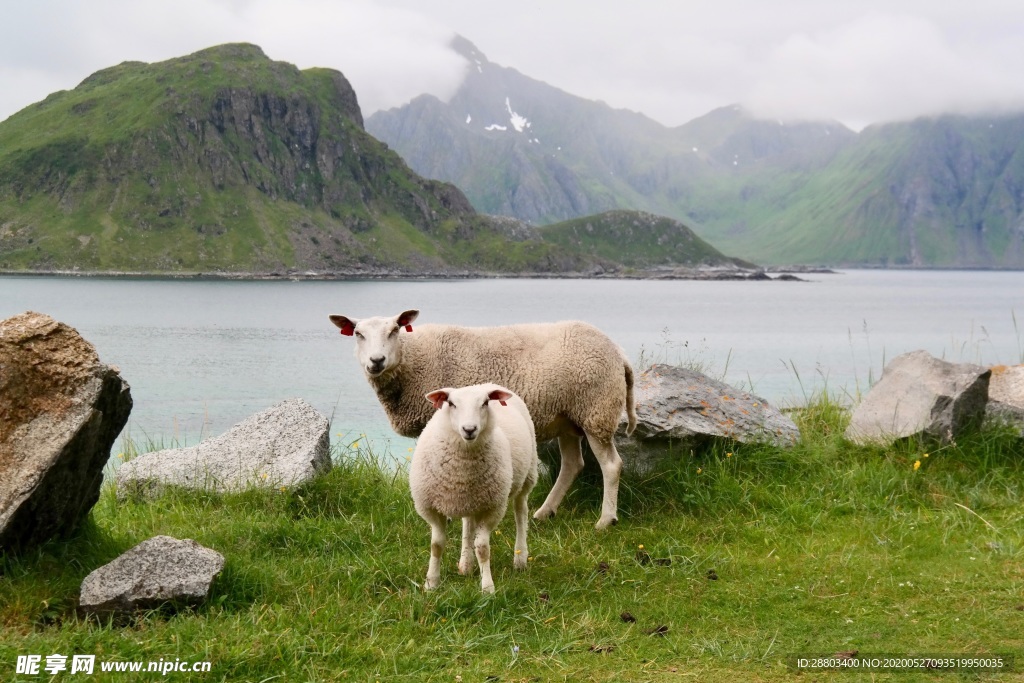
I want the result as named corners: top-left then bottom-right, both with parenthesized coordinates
top-left (329, 310), bottom-right (419, 377)
top-left (425, 385), bottom-right (514, 443)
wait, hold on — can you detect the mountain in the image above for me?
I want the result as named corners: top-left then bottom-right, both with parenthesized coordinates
top-left (0, 44), bottom-right (746, 276)
top-left (367, 37), bottom-right (1024, 268)
top-left (537, 210), bottom-right (753, 269)
top-left (366, 36), bottom-right (853, 228)
top-left (713, 115), bottom-right (1024, 266)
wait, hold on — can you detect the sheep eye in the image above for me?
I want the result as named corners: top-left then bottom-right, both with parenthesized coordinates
top-left (354, 331), bottom-right (364, 340)
top-left (389, 327), bottom-right (399, 337)
top-left (447, 400), bottom-right (456, 409)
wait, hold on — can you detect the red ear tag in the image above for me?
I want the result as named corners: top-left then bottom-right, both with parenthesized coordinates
top-left (499, 400), bottom-right (508, 406)
top-left (405, 325), bottom-right (413, 332)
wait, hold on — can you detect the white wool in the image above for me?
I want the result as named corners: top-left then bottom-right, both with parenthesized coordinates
top-left (328, 310), bottom-right (637, 530)
top-left (409, 384), bottom-right (538, 593)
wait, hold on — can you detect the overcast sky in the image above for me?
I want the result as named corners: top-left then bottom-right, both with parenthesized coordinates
top-left (2, 0), bottom-right (1023, 131)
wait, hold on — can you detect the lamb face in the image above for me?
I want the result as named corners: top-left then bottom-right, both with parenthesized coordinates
top-left (425, 385), bottom-right (514, 443)
top-left (329, 309), bottom-right (418, 377)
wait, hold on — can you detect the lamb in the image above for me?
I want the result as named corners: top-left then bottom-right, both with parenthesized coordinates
top-left (328, 309), bottom-right (637, 529)
top-left (409, 383), bottom-right (539, 593)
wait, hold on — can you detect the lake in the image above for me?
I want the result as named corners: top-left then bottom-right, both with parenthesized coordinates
top-left (2, 271), bottom-right (1022, 456)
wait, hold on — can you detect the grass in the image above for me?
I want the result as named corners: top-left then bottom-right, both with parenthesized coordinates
top-left (2, 396), bottom-right (1023, 681)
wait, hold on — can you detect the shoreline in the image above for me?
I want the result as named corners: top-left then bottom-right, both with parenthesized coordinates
top-left (0, 266), bottom-right (831, 282)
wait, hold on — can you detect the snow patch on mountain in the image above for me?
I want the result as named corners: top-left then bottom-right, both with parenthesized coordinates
top-left (505, 97), bottom-right (529, 133)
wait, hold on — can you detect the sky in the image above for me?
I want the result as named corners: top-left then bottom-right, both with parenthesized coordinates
top-left (2, 0), bottom-right (1023, 131)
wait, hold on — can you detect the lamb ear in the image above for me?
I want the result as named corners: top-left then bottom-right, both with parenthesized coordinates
top-left (397, 309), bottom-right (419, 332)
top-left (425, 389), bottom-right (449, 410)
top-left (488, 389), bottom-right (513, 406)
top-left (329, 314), bottom-right (357, 336)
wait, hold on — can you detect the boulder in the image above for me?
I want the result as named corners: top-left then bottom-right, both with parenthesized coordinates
top-left (116, 398), bottom-right (330, 497)
top-left (617, 364), bottom-right (800, 462)
top-left (79, 535), bottom-right (224, 614)
top-left (845, 350), bottom-right (990, 446)
top-left (1, 311), bottom-right (132, 551)
top-left (986, 364), bottom-right (1024, 432)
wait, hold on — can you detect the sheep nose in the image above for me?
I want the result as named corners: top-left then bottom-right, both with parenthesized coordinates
top-left (461, 425), bottom-right (478, 440)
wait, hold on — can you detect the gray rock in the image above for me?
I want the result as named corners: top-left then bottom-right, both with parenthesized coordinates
top-left (845, 350), bottom-right (991, 446)
top-left (1, 311), bottom-right (133, 551)
top-left (617, 364), bottom-right (800, 462)
top-left (116, 398), bottom-right (330, 497)
top-left (986, 364), bottom-right (1024, 433)
top-left (79, 535), bottom-right (224, 614)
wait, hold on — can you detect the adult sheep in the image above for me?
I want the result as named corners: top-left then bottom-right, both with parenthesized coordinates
top-left (328, 309), bottom-right (637, 529)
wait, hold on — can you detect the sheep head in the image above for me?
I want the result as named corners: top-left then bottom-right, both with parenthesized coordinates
top-left (329, 310), bottom-right (419, 377)
top-left (425, 384), bottom-right (514, 443)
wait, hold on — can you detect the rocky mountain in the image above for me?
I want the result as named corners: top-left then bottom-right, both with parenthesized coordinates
top-left (0, 43), bottom-right (747, 275)
top-left (368, 36), bottom-right (1024, 267)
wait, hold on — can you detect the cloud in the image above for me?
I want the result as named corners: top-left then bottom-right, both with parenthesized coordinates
top-left (745, 12), bottom-right (1024, 128)
top-left (0, 0), bottom-right (466, 122)
top-left (2, 0), bottom-right (1024, 129)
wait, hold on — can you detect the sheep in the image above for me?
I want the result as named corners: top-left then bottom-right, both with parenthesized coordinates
top-left (328, 309), bottom-right (637, 530)
top-left (409, 383), bottom-right (539, 593)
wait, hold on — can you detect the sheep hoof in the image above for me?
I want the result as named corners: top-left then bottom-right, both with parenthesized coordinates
top-left (595, 516), bottom-right (618, 530)
top-left (533, 508), bottom-right (555, 521)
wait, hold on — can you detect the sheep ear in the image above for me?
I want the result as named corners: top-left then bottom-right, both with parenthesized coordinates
top-left (487, 389), bottom-right (512, 406)
top-left (330, 314), bottom-right (357, 336)
top-left (397, 309), bottom-right (419, 332)
top-left (425, 389), bottom-right (449, 410)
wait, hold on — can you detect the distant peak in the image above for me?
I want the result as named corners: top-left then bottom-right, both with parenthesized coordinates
top-left (188, 43), bottom-right (269, 62)
top-left (450, 35), bottom-right (489, 65)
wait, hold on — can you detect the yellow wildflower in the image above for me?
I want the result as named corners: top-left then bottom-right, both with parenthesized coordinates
top-left (638, 544), bottom-right (645, 550)
top-left (515, 549), bottom-right (522, 555)
top-left (726, 452), bottom-right (733, 458)
top-left (913, 460), bottom-right (921, 471)
top-left (352, 442), bottom-right (360, 449)
top-left (923, 453), bottom-right (929, 458)
top-left (697, 467), bottom-right (702, 474)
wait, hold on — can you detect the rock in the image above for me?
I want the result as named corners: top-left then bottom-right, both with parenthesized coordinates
top-left (617, 364), bottom-right (799, 463)
top-left (845, 350), bottom-right (991, 446)
top-left (1, 311), bottom-right (132, 551)
top-left (986, 364), bottom-right (1024, 432)
top-left (116, 398), bottom-right (330, 497)
top-left (79, 535), bottom-right (224, 614)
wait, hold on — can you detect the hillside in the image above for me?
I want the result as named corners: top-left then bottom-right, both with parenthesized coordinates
top-left (367, 36), bottom-right (1024, 268)
top-left (708, 115), bottom-right (1024, 267)
top-left (538, 210), bottom-right (753, 269)
top-left (0, 44), bottom-right (746, 276)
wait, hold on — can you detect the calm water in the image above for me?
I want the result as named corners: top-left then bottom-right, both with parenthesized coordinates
top-left (2, 271), bottom-right (1022, 455)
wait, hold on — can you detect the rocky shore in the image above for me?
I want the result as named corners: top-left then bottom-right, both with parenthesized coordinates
top-left (0, 265), bottom-right (819, 282)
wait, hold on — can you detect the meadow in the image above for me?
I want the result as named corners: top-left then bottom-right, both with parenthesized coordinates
top-left (2, 389), bottom-right (1022, 682)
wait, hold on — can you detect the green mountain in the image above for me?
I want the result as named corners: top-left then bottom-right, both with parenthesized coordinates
top-left (0, 43), bottom-right (745, 275)
top-left (709, 115), bottom-right (1024, 266)
top-left (367, 37), bottom-right (1024, 267)
top-left (537, 210), bottom-right (753, 269)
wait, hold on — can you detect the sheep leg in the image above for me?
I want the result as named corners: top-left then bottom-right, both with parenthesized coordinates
top-left (513, 488), bottom-right (530, 570)
top-left (458, 517), bottom-right (476, 575)
top-left (474, 511), bottom-right (502, 594)
top-left (585, 433), bottom-right (623, 530)
top-left (533, 433), bottom-right (584, 521)
top-left (422, 509), bottom-right (447, 591)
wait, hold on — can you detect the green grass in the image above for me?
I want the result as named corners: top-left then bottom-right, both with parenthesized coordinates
top-left (2, 397), bottom-right (1023, 681)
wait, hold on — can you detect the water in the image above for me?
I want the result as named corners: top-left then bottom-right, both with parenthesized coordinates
top-left (2, 271), bottom-right (1022, 455)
